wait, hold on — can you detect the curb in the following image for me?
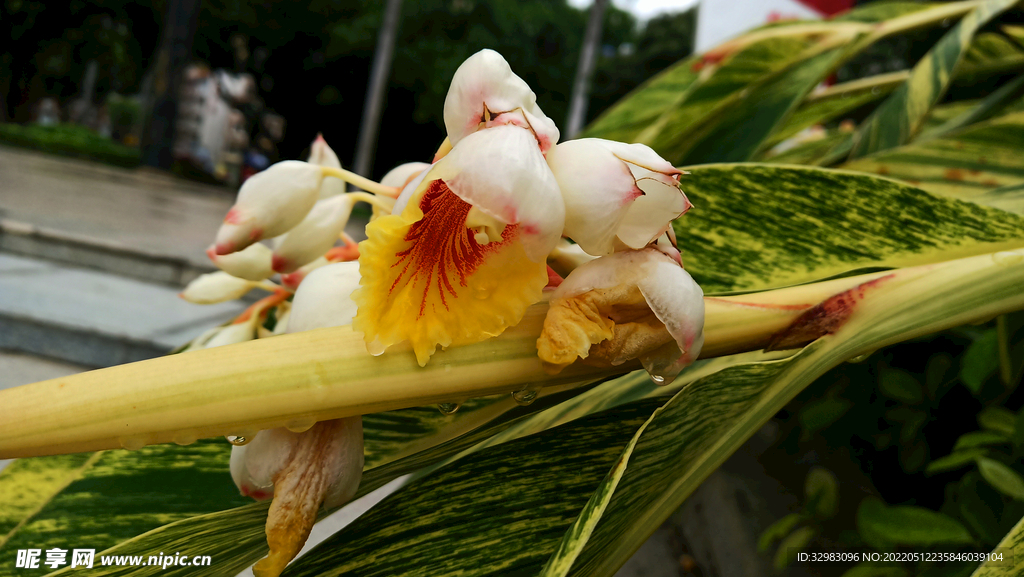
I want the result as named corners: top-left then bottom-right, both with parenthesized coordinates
top-left (0, 312), bottom-right (168, 369)
top-left (0, 218), bottom-right (215, 287)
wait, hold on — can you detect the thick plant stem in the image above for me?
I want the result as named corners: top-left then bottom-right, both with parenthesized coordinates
top-left (1, 249), bottom-right (1023, 459)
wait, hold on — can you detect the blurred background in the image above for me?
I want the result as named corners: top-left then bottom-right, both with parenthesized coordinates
top-left (2, 1), bottom-right (1024, 576)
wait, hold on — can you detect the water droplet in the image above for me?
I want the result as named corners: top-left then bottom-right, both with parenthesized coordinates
top-left (119, 436), bottom-right (146, 451)
top-left (172, 431), bottom-right (198, 446)
top-left (285, 418), bottom-right (317, 433)
top-left (649, 374), bottom-right (665, 384)
top-left (511, 389), bottom-right (538, 406)
top-left (227, 435), bottom-right (252, 446)
top-left (871, 86), bottom-right (880, 95)
top-left (437, 402), bottom-right (461, 415)
top-left (941, 18), bottom-right (950, 26)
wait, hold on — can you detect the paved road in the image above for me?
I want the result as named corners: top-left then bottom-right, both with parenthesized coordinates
top-left (0, 144), bottom-right (234, 267)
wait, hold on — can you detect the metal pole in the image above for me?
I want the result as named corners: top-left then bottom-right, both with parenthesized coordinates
top-left (352, 0), bottom-right (403, 182)
top-left (565, 0), bottom-right (609, 140)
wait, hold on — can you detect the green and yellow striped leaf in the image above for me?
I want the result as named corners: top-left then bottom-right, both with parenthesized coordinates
top-left (971, 513), bottom-right (1024, 576)
top-left (974, 182), bottom-right (1024, 214)
top-left (678, 164), bottom-right (1024, 293)
top-left (282, 246), bottom-right (1024, 577)
top-left (760, 71), bottom-right (908, 154)
top-left (841, 109), bottom-right (1024, 206)
top-left (0, 441), bottom-right (249, 577)
top-left (847, 0), bottom-right (1018, 159)
top-left (559, 246), bottom-right (1024, 576)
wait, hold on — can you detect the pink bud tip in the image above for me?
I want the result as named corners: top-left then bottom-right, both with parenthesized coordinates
top-left (271, 254), bottom-right (290, 273)
top-left (213, 242), bottom-right (235, 256)
top-left (223, 207), bottom-right (244, 225)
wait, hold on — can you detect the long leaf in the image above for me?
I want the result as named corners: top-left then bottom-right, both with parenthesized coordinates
top-left (841, 109), bottom-right (1024, 207)
top-left (846, 0), bottom-right (1018, 159)
top-left (560, 246), bottom-right (1024, 576)
top-left (970, 513), bottom-right (1024, 576)
top-left (677, 164), bottom-right (1024, 293)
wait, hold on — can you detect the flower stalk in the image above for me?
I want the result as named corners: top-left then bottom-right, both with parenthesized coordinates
top-left (2, 248), bottom-right (1022, 459)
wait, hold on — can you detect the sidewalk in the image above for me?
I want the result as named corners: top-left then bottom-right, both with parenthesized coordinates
top-left (0, 144), bottom-right (233, 275)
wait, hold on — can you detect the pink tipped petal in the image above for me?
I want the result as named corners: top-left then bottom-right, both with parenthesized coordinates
top-left (280, 257), bottom-right (328, 290)
top-left (214, 161), bottom-right (323, 254)
top-left (307, 135), bottom-right (345, 199)
top-left (546, 139), bottom-right (646, 256)
top-left (272, 195), bottom-right (356, 273)
top-left (426, 125), bottom-right (564, 262)
top-left (180, 271), bottom-right (255, 304)
top-left (288, 261), bottom-right (362, 333)
top-left (443, 49), bottom-right (559, 152)
top-left (546, 138), bottom-right (689, 253)
top-left (207, 242), bottom-right (275, 281)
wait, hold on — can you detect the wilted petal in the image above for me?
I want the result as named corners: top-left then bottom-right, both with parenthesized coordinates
top-left (546, 138), bottom-right (690, 255)
top-left (207, 242), bottom-right (275, 281)
top-left (214, 161), bottom-right (323, 255)
top-left (537, 248), bottom-right (704, 383)
top-left (443, 49), bottom-right (559, 153)
top-left (271, 195), bottom-right (356, 274)
top-left (231, 418), bottom-right (363, 577)
top-left (179, 271), bottom-right (255, 304)
top-left (353, 126), bottom-right (564, 365)
top-left (307, 134), bottom-right (344, 199)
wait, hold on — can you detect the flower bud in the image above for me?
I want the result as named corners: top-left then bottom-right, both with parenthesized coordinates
top-left (206, 242), bottom-right (275, 281)
top-left (179, 271), bottom-right (255, 304)
top-left (213, 161), bottom-right (323, 255)
top-left (307, 134), bottom-right (345, 199)
top-left (271, 195), bottom-right (356, 274)
top-left (545, 139), bottom-right (691, 256)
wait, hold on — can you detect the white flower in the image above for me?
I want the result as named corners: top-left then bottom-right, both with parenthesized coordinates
top-left (213, 161), bottom-right (324, 255)
top-left (179, 271), bottom-right (255, 304)
top-left (545, 138), bottom-right (691, 255)
top-left (206, 242), bottom-right (275, 281)
top-left (537, 247), bottom-right (704, 383)
top-left (443, 49), bottom-right (560, 153)
top-left (307, 134), bottom-right (345, 199)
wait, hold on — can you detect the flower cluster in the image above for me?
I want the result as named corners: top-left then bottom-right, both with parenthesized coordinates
top-left (179, 48), bottom-right (704, 577)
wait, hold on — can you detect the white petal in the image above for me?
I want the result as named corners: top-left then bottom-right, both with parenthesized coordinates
top-left (635, 256), bottom-right (705, 360)
top-left (180, 271), bottom-right (255, 304)
top-left (380, 162), bottom-right (431, 189)
top-left (443, 49), bottom-right (559, 152)
top-left (426, 125), bottom-right (564, 261)
top-left (545, 139), bottom-right (642, 256)
top-left (288, 261), bottom-right (361, 333)
top-left (547, 240), bottom-right (599, 278)
top-left (617, 165), bottom-right (692, 250)
top-left (207, 242), bottom-right (274, 281)
top-left (307, 135), bottom-right (345, 199)
top-left (321, 416), bottom-right (365, 509)
top-left (271, 195), bottom-right (356, 273)
top-left (213, 161), bottom-right (323, 254)
top-left (391, 163), bottom-right (431, 216)
top-left (202, 321), bottom-right (256, 349)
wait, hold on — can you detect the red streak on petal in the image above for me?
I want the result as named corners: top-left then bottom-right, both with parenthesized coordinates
top-left (765, 274), bottom-right (894, 351)
top-left (248, 227), bottom-right (263, 241)
top-left (392, 180), bottom-right (516, 317)
top-left (214, 242), bottom-right (235, 256)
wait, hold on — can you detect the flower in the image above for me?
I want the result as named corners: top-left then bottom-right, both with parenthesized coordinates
top-left (443, 49), bottom-right (560, 153)
top-left (307, 134), bottom-right (345, 199)
top-left (546, 138), bottom-right (692, 256)
top-left (271, 194), bottom-right (357, 274)
top-left (179, 271), bottom-right (256, 304)
top-left (353, 124), bottom-right (565, 366)
top-left (230, 262), bottom-right (364, 577)
top-left (214, 160), bottom-right (325, 255)
top-left (537, 246), bottom-right (705, 384)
